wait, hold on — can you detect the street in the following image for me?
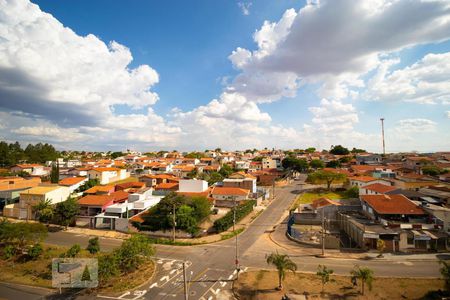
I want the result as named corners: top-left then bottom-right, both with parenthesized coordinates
top-left (2, 178), bottom-right (444, 299)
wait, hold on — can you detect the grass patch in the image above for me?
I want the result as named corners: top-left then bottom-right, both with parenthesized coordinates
top-left (236, 270), bottom-right (445, 300)
top-left (0, 245), bottom-right (95, 289)
top-left (220, 228), bottom-right (245, 240)
top-left (146, 237), bottom-right (199, 246)
top-left (291, 191), bottom-right (345, 209)
top-left (98, 260), bottom-right (155, 295)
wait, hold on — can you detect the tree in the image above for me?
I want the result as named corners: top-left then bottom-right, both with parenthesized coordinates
top-left (186, 168), bottom-right (198, 179)
top-left (344, 186), bottom-right (359, 198)
top-left (81, 265), bottom-right (91, 282)
top-left (440, 261), bottom-right (450, 291)
top-left (185, 152), bottom-right (205, 159)
top-left (330, 145), bottom-right (350, 155)
top-left (0, 220), bottom-right (47, 250)
top-left (266, 252), bottom-right (297, 290)
top-left (325, 160), bottom-right (341, 168)
top-left (110, 151), bottom-right (124, 159)
top-left (75, 179), bottom-right (99, 193)
top-left (307, 170), bottom-right (346, 190)
top-left (54, 197), bottom-right (79, 229)
top-left (190, 196), bottom-right (212, 221)
top-left (86, 237), bottom-right (100, 254)
top-left (206, 172), bottom-right (223, 185)
top-left (33, 199), bottom-right (54, 225)
top-left (135, 168), bottom-right (144, 175)
top-left (219, 164), bottom-right (233, 178)
top-left (305, 147), bottom-right (316, 153)
top-left (316, 265), bottom-right (334, 293)
top-left (351, 147), bottom-right (366, 153)
top-left (422, 165), bottom-right (445, 176)
top-left (350, 265), bottom-right (374, 295)
top-left (282, 157), bottom-right (308, 172)
top-left (64, 244), bottom-right (81, 258)
top-left (50, 162), bottom-right (59, 183)
top-left (176, 205), bottom-right (198, 235)
top-left (309, 159), bottom-right (324, 169)
top-left (116, 234), bottom-right (154, 273)
top-left (98, 253), bottom-right (119, 285)
top-left (376, 239), bottom-right (385, 258)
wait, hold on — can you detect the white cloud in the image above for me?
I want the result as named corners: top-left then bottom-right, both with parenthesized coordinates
top-left (366, 52), bottom-right (450, 104)
top-left (237, 2), bottom-right (252, 16)
top-left (308, 99), bottom-right (359, 132)
top-left (0, 0), bottom-right (179, 148)
top-left (395, 118), bottom-right (437, 132)
top-left (447, 111), bottom-right (450, 118)
top-left (229, 0), bottom-right (450, 102)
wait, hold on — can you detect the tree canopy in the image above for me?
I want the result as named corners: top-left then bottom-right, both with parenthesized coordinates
top-left (282, 156), bottom-right (308, 172)
top-left (329, 145), bottom-right (350, 155)
top-left (307, 170), bottom-right (347, 190)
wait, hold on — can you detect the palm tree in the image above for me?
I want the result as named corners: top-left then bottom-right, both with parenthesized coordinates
top-left (316, 265), bottom-right (334, 293)
top-left (440, 261), bottom-right (450, 290)
top-left (266, 251), bottom-right (297, 290)
top-left (33, 198), bottom-right (54, 225)
top-left (350, 265), bottom-right (374, 295)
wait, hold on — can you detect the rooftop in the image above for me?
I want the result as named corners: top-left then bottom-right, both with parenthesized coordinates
top-left (361, 194), bottom-right (425, 215)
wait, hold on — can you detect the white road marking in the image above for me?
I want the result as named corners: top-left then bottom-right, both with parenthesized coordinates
top-left (149, 283), bottom-right (158, 289)
top-left (214, 288), bottom-right (220, 295)
top-left (118, 291), bottom-right (130, 298)
top-left (207, 297), bottom-right (213, 300)
top-left (169, 269), bottom-right (177, 275)
top-left (220, 281), bottom-right (226, 287)
top-left (160, 275), bottom-right (169, 281)
top-left (227, 274), bottom-right (233, 280)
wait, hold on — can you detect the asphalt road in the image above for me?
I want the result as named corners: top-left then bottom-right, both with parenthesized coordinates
top-left (2, 176), bottom-right (444, 299)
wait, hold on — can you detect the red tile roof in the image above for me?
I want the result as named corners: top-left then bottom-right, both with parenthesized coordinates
top-left (362, 183), bottom-right (397, 194)
top-left (361, 194), bottom-right (425, 215)
top-left (84, 185), bottom-right (115, 194)
top-left (110, 190), bottom-right (129, 203)
top-left (59, 177), bottom-right (86, 186)
top-left (115, 181), bottom-right (146, 190)
top-left (311, 198), bottom-right (341, 209)
top-left (155, 182), bottom-right (179, 190)
top-left (78, 195), bottom-right (114, 206)
top-left (91, 167), bottom-right (121, 172)
top-left (350, 176), bottom-right (377, 182)
top-left (212, 187), bottom-right (250, 196)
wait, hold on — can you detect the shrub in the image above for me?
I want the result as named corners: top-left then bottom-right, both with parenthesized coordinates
top-left (86, 237), bottom-right (100, 254)
top-left (28, 243), bottom-right (44, 260)
top-left (116, 234), bottom-right (155, 273)
top-left (64, 244), bottom-right (81, 258)
top-left (3, 245), bottom-right (16, 260)
top-left (98, 253), bottom-right (119, 285)
top-left (213, 200), bottom-right (256, 232)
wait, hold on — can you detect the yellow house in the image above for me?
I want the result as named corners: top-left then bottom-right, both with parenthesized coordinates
top-left (3, 185), bottom-right (70, 220)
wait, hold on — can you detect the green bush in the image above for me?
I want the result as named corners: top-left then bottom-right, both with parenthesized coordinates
top-left (3, 245), bottom-right (16, 259)
top-left (63, 244), bottom-right (81, 258)
top-left (213, 200), bottom-right (256, 232)
top-left (115, 234), bottom-right (155, 273)
top-left (98, 253), bottom-right (119, 285)
top-left (28, 243), bottom-right (44, 260)
top-left (86, 237), bottom-right (100, 254)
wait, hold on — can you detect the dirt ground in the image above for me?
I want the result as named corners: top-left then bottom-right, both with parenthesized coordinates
top-left (235, 270), bottom-right (445, 300)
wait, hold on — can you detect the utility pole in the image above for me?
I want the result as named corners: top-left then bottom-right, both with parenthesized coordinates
top-left (272, 177), bottom-right (275, 200)
top-left (183, 261), bottom-right (188, 300)
top-left (233, 196), bottom-right (240, 279)
top-left (380, 118), bottom-right (386, 155)
top-left (172, 204), bottom-right (176, 242)
top-left (321, 209), bottom-right (325, 256)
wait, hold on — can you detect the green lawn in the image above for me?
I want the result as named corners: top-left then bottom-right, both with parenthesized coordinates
top-left (292, 191), bottom-right (345, 209)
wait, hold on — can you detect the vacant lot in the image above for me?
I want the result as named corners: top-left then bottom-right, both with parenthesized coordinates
top-left (292, 191), bottom-right (345, 209)
top-left (0, 244), bottom-right (154, 294)
top-left (235, 270), bottom-right (445, 300)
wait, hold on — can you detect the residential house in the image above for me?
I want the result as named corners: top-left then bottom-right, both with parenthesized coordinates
top-left (58, 177), bottom-right (88, 193)
top-left (262, 157), bottom-right (281, 169)
top-left (349, 176), bottom-right (391, 188)
top-left (211, 187), bottom-right (250, 208)
top-left (3, 185), bottom-right (70, 220)
top-left (359, 183), bottom-right (398, 196)
top-left (248, 161), bottom-right (262, 172)
top-left (10, 164), bottom-right (47, 176)
top-left (87, 167), bottom-right (129, 185)
top-left (84, 185), bottom-right (115, 195)
top-left (0, 177), bottom-right (41, 210)
top-left (139, 174), bottom-right (179, 188)
top-left (235, 161), bottom-right (250, 170)
top-left (178, 179), bottom-right (208, 193)
top-left (355, 153), bottom-right (382, 165)
top-left (172, 165), bottom-right (195, 178)
top-left (404, 156), bottom-right (434, 172)
top-left (223, 172), bottom-right (257, 193)
top-left (360, 194), bottom-right (426, 222)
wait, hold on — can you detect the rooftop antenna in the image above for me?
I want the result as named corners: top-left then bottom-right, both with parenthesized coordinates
top-left (380, 118), bottom-right (385, 155)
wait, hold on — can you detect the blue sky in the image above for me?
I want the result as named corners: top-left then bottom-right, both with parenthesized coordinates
top-left (0, 0), bottom-right (449, 152)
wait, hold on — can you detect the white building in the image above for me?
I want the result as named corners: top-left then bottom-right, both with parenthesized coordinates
top-left (88, 167), bottom-right (129, 185)
top-left (178, 179), bottom-right (208, 193)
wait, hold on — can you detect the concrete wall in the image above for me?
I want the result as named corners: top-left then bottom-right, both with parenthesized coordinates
top-left (179, 179), bottom-right (208, 192)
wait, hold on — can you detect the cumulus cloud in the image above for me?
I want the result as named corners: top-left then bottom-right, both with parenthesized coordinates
top-left (229, 0), bottom-right (450, 102)
top-left (366, 52), bottom-right (450, 104)
top-left (0, 0), bottom-right (179, 148)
